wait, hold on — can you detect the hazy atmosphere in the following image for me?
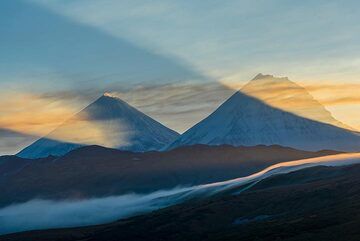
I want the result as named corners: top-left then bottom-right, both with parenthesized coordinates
top-left (1, 0), bottom-right (360, 155)
top-left (2, 1), bottom-right (360, 240)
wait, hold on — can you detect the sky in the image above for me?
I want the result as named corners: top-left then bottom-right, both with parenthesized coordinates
top-left (1, 0), bottom-right (360, 155)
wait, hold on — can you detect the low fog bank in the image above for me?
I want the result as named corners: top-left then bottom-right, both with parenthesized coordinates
top-left (0, 187), bottom-right (193, 235)
top-left (1, 153), bottom-right (360, 235)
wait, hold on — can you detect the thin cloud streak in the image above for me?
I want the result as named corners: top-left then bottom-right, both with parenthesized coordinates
top-left (319, 97), bottom-right (360, 106)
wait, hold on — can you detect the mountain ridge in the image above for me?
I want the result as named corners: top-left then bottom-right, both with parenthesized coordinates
top-left (17, 94), bottom-right (179, 158)
top-left (167, 76), bottom-right (360, 152)
top-left (243, 73), bottom-right (352, 130)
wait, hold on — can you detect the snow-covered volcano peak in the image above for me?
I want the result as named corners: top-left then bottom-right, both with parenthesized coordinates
top-left (242, 74), bottom-right (352, 130)
top-left (95, 93), bottom-right (128, 105)
top-left (102, 92), bottom-right (116, 97)
top-left (99, 92), bottom-right (127, 103)
top-left (18, 95), bottom-right (179, 158)
top-left (167, 77), bottom-right (360, 152)
top-left (250, 73), bottom-right (291, 84)
top-left (82, 93), bottom-right (138, 119)
top-left (252, 73), bottom-right (275, 80)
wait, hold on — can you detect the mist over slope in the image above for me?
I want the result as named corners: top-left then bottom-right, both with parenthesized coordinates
top-left (1, 145), bottom-right (337, 207)
top-left (1, 153), bottom-right (360, 236)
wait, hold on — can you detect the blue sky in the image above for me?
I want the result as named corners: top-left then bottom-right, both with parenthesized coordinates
top-left (30, 0), bottom-right (360, 82)
top-left (3, 0), bottom-right (360, 87)
top-left (0, 0), bottom-right (205, 93)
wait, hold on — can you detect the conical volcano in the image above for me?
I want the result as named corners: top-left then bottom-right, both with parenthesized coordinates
top-left (241, 74), bottom-right (352, 130)
top-left (167, 75), bottom-right (360, 152)
top-left (18, 94), bottom-right (179, 158)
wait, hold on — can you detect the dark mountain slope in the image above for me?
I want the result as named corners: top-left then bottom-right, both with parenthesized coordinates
top-left (6, 163), bottom-right (360, 241)
top-left (0, 145), bottom-right (338, 207)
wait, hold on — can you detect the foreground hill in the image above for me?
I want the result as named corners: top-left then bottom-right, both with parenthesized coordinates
top-left (0, 145), bottom-right (337, 207)
top-left (6, 161), bottom-right (360, 241)
top-left (17, 94), bottom-right (179, 158)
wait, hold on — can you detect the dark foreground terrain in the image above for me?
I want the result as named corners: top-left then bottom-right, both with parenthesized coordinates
top-left (0, 144), bottom-right (337, 207)
top-left (3, 163), bottom-right (360, 241)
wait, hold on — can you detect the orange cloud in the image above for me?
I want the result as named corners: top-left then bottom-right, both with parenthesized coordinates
top-left (302, 83), bottom-right (360, 106)
top-left (0, 92), bottom-right (133, 147)
top-left (0, 93), bottom-right (79, 137)
top-left (319, 97), bottom-right (360, 106)
top-left (303, 83), bottom-right (360, 92)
